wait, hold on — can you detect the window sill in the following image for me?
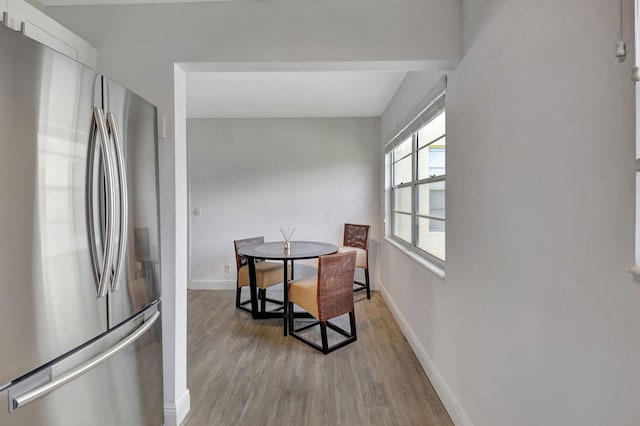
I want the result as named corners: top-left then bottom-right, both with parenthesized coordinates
top-left (628, 265), bottom-right (640, 278)
top-left (384, 236), bottom-right (445, 280)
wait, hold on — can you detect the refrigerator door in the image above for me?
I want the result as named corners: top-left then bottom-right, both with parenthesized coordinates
top-left (103, 78), bottom-right (161, 328)
top-left (0, 26), bottom-right (108, 387)
top-left (0, 303), bottom-right (163, 426)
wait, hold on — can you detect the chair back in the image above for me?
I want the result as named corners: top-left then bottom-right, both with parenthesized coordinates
top-left (343, 223), bottom-right (370, 251)
top-left (316, 251), bottom-right (356, 322)
top-left (233, 236), bottom-right (265, 271)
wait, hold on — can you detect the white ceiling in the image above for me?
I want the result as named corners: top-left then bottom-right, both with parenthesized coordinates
top-left (185, 71), bottom-right (407, 118)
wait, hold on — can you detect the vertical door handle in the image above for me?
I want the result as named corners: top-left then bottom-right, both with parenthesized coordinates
top-left (107, 112), bottom-right (128, 292)
top-left (86, 110), bottom-right (100, 290)
top-left (87, 107), bottom-right (116, 298)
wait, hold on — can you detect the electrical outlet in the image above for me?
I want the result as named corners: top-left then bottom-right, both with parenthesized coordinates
top-left (224, 264), bottom-right (230, 273)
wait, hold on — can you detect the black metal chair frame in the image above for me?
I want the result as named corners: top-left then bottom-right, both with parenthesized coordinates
top-left (234, 237), bottom-right (284, 314)
top-left (288, 251), bottom-right (358, 354)
top-left (236, 284), bottom-right (284, 314)
top-left (288, 310), bottom-right (357, 354)
top-left (353, 271), bottom-right (370, 299)
top-left (343, 223), bottom-right (371, 299)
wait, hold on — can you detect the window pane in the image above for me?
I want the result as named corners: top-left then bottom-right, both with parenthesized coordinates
top-left (418, 141), bottom-right (446, 180)
top-left (393, 137), bottom-right (412, 159)
top-left (417, 182), bottom-right (445, 218)
top-left (393, 156), bottom-right (412, 185)
top-left (417, 217), bottom-right (445, 260)
top-left (429, 146), bottom-right (445, 176)
top-left (393, 186), bottom-right (412, 213)
top-left (387, 100), bottom-right (446, 266)
top-left (418, 111), bottom-right (445, 147)
top-left (393, 212), bottom-right (412, 243)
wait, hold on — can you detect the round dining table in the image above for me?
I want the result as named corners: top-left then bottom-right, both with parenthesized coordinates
top-left (238, 240), bottom-right (338, 335)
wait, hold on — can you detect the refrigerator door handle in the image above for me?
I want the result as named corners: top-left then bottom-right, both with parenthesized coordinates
top-left (11, 310), bottom-right (160, 410)
top-left (106, 112), bottom-right (128, 292)
top-left (87, 107), bottom-right (116, 298)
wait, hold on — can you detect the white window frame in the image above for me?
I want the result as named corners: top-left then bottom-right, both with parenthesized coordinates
top-left (385, 81), bottom-right (446, 274)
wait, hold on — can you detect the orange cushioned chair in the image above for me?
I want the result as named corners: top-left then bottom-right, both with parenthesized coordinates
top-left (337, 223), bottom-right (371, 299)
top-left (234, 236), bottom-right (285, 313)
top-left (288, 251), bottom-right (357, 354)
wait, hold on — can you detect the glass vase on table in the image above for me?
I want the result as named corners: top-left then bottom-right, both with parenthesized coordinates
top-left (280, 227), bottom-right (296, 254)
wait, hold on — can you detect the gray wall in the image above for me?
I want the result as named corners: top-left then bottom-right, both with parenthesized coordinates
top-left (380, 0), bottom-right (640, 425)
top-left (187, 117), bottom-right (380, 288)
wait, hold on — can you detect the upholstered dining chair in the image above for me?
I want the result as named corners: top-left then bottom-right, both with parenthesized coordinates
top-left (337, 223), bottom-right (371, 299)
top-left (234, 236), bottom-right (285, 313)
top-left (288, 251), bottom-right (357, 354)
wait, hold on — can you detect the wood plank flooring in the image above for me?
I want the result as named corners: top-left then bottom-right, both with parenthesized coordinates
top-left (182, 290), bottom-right (453, 426)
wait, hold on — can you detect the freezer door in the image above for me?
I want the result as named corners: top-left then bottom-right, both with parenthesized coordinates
top-left (102, 78), bottom-right (161, 328)
top-left (0, 26), bottom-right (108, 387)
top-left (0, 304), bottom-right (163, 426)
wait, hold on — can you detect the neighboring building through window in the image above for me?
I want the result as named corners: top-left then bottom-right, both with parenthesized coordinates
top-left (388, 92), bottom-right (445, 267)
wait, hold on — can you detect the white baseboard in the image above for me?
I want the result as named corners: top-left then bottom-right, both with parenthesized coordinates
top-left (188, 280), bottom-right (235, 290)
top-left (176, 390), bottom-right (191, 425)
top-left (164, 389), bottom-right (191, 426)
top-left (379, 285), bottom-right (472, 426)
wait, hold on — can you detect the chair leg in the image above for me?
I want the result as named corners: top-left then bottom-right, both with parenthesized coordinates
top-left (353, 267), bottom-right (371, 299)
top-left (288, 302), bottom-right (295, 332)
top-left (364, 268), bottom-right (371, 299)
top-left (259, 288), bottom-right (266, 312)
top-left (235, 287), bottom-right (253, 313)
top-left (349, 311), bottom-right (357, 339)
top-left (320, 321), bottom-right (329, 354)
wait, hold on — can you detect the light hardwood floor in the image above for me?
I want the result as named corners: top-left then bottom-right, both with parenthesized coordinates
top-left (182, 290), bottom-right (453, 426)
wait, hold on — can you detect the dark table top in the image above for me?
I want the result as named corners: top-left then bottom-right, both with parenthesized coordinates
top-left (238, 240), bottom-right (338, 261)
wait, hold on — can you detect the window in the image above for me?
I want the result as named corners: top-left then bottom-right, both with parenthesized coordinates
top-left (387, 90), bottom-right (445, 267)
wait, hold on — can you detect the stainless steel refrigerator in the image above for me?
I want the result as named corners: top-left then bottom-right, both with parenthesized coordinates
top-left (0, 23), bottom-right (163, 425)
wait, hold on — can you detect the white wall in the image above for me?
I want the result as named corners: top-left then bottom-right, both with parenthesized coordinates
top-left (47, 2), bottom-right (461, 424)
top-left (188, 118), bottom-right (380, 289)
top-left (380, 1), bottom-right (640, 425)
